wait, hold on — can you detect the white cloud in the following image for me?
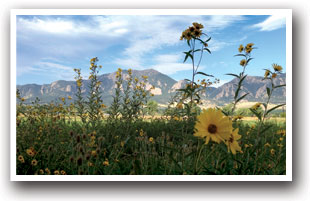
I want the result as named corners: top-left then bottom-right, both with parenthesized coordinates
top-left (203, 15), bottom-right (246, 32)
top-left (151, 63), bottom-right (194, 75)
top-left (252, 15), bottom-right (286, 31)
top-left (18, 61), bottom-right (75, 81)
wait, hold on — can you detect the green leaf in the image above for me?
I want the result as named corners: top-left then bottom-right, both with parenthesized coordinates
top-left (236, 93), bottom-right (249, 103)
top-left (194, 49), bottom-right (202, 52)
top-left (205, 37), bottom-right (211, 42)
top-left (262, 103), bottom-right (268, 110)
top-left (274, 84), bottom-right (286, 89)
top-left (240, 75), bottom-right (247, 83)
top-left (250, 108), bottom-right (262, 121)
top-left (246, 58), bottom-right (254, 64)
top-left (204, 48), bottom-right (211, 54)
top-left (234, 85), bottom-right (241, 100)
top-left (260, 125), bottom-right (273, 134)
top-left (196, 71), bottom-right (214, 77)
top-left (266, 104), bottom-right (286, 116)
top-left (183, 51), bottom-right (193, 63)
top-left (234, 54), bottom-right (246, 57)
top-left (226, 73), bottom-right (240, 79)
top-left (266, 87), bottom-right (271, 97)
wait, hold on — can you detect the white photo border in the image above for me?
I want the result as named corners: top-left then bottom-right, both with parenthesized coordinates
top-left (10, 9), bottom-right (292, 181)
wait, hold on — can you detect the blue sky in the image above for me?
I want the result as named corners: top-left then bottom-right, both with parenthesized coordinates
top-left (16, 14), bottom-right (286, 86)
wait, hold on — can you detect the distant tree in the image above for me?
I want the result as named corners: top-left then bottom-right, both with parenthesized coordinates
top-left (146, 100), bottom-right (158, 116)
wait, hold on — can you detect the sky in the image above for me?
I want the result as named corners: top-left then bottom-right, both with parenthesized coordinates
top-left (16, 14), bottom-right (286, 86)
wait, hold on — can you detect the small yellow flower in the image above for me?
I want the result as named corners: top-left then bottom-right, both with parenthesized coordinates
top-left (31, 159), bottom-right (38, 166)
top-left (54, 170), bottom-right (60, 175)
top-left (68, 96), bottom-right (72, 100)
top-left (120, 141), bottom-right (125, 147)
top-left (101, 104), bottom-right (107, 108)
top-left (21, 98), bottom-right (25, 102)
top-left (91, 150), bottom-right (97, 157)
top-left (277, 144), bottom-right (284, 148)
top-left (226, 128), bottom-right (242, 155)
top-left (176, 102), bottom-right (183, 109)
top-left (192, 22), bottom-right (204, 30)
top-left (238, 44), bottom-right (244, 53)
top-left (173, 116), bottom-right (181, 121)
top-left (277, 129), bottom-right (286, 136)
top-left (272, 73), bottom-right (277, 78)
top-left (128, 68), bottom-right (132, 75)
top-left (26, 147), bottom-right (36, 157)
top-left (45, 168), bottom-right (51, 175)
top-left (60, 170), bottom-right (66, 175)
top-left (103, 160), bottom-right (109, 166)
top-left (240, 59), bottom-right (247, 66)
top-left (18, 155), bottom-right (25, 163)
top-left (244, 144), bottom-right (249, 148)
top-left (270, 149), bottom-right (275, 155)
top-left (39, 169), bottom-right (44, 175)
top-left (88, 162), bottom-right (94, 167)
top-left (264, 143), bottom-right (271, 147)
top-left (251, 102), bottom-right (261, 110)
top-left (61, 97), bottom-right (65, 102)
top-left (149, 137), bottom-right (154, 143)
top-left (139, 129), bottom-right (144, 137)
top-left (264, 70), bottom-right (271, 78)
top-left (272, 64), bottom-right (283, 72)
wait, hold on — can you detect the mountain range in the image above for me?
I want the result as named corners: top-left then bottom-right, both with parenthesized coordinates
top-left (17, 69), bottom-right (286, 105)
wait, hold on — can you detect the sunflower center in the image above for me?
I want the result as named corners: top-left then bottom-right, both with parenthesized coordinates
top-left (208, 124), bottom-right (217, 134)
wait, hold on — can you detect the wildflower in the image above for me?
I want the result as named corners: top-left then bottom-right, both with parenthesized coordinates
top-left (192, 22), bottom-right (204, 30)
top-left (120, 141), bottom-right (125, 147)
top-left (68, 96), bottom-right (72, 100)
top-left (264, 70), bottom-right (271, 78)
top-left (149, 137), bottom-right (154, 143)
top-left (60, 170), bottom-right (66, 175)
top-left (184, 29), bottom-right (192, 40)
top-left (226, 128), bottom-right (242, 155)
top-left (279, 137), bottom-right (284, 141)
top-left (39, 169), bottom-right (44, 175)
top-left (193, 29), bottom-right (202, 37)
top-left (142, 75), bottom-right (148, 80)
top-left (173, 116), bottom-right (181, 121)
top-left (238, 44), bottom-right (244, 53)
top-left (277, 129), bottom-right (286, 136)
top-left (21, 98), bottom-right (25, 102)
top-left (45, 168), bottom-right (51, 175)
top-left (272, 64), bottom-right (283, 72)
top-left (176, 102), bottom-right (183, 109)
top-left (26, 147), bottom-right (36, 157)
top-left (18, 155), bottom-right (25, 163)
top-left (240, 59), bottom-right (247, 66)
top-left (233, 115), bottom-right (243, 121)
top-left (204, 43), bottom-right (208, 47)
top-left (139, 129), bottom-right (144, 137)
top-left (31, 159), bottom-right (38, 166)
top-left (194, 108), bottom-right (232, 144)
top-left (88, 162), bottom-right (94, 167)
top-left (103, 160), bottom-right (109, 166)
top-left (61, 97), bottom-right (65, 102)
top-left (91, 150), bottom-right (97, 157)
top-left (128, 68), bottom-right (132, 75)
top-left (264, 143), bottom-right (271, 147)
top-left (277, 144), bottom-right (284, 148)
top-left (244, 144), bottom-right (250, 148)
top-left (54, 170), bottom-right (60, 175)
top-left (101, 104), bottom-right (107, 108)
top-left (270, 149), bottom-right (275, 155)
top-left (251, 102), bottom-right (261, 110)
top-left (272, 73), bottom-right (277, 78)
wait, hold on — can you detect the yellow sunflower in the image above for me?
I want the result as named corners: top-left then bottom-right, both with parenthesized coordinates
top-left (238, 44), bottom-right (244, 53)
top-left (192, 22), bottom-right (204, 30)
top-left (240, 59), bottom-right (247, 66)
top-left (194, 108), bottom-right (232, 144)
top-left (264, 70), bottom-right (270, 78)
top-left (226, 128), bottom-right (242, 155)
top-left (272, 63), bottom-right (283, 72)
